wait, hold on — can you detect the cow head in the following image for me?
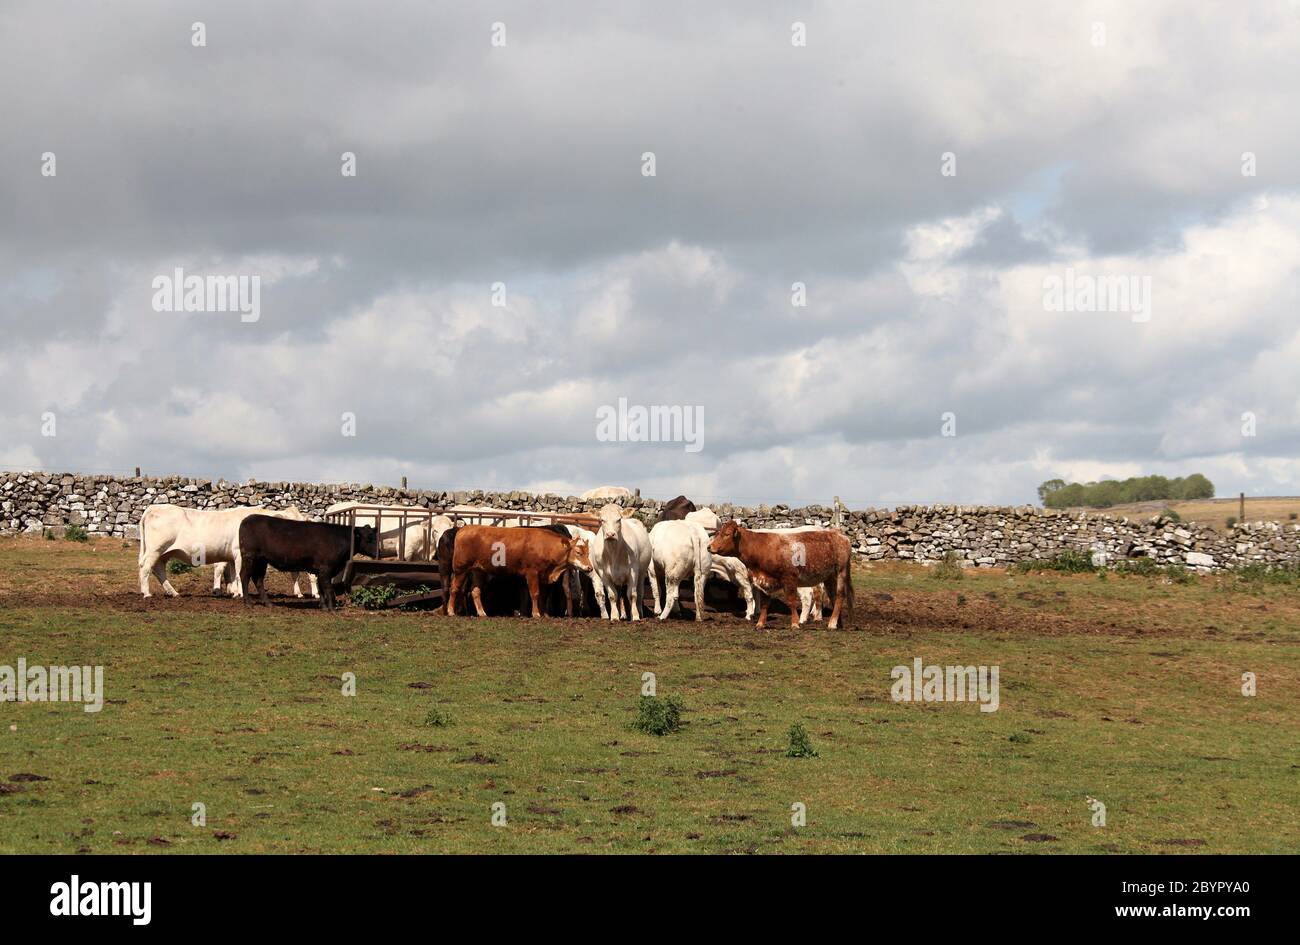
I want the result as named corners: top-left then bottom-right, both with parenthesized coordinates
top-left (567, 536), bottom-right (593, 573)
top-left (354, 525), bottom-right (379, 558)
top-left (597, 502), bottom-right (634, 541)
top-left (708, 520), bottom-right (742, 556)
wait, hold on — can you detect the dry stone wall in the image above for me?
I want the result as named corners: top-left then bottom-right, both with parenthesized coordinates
top-left (3, 470), bottom-right (1296, 573)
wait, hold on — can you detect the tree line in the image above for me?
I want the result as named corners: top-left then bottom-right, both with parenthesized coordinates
top-left (1037, 474), bottom-right (1214, 509)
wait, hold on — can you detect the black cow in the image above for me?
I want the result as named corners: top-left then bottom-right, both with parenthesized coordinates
top-left (238, 515), bottom-right (378, 610)
top-left (435, 525), bottom-right (461, 615)
top-left (656, 495), bottom-right (697, 523)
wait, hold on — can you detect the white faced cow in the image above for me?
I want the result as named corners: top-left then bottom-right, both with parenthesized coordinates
top-left (593, 503), bottom-right (651, 621)
top-left (138, 504), bottom-right (316, 598)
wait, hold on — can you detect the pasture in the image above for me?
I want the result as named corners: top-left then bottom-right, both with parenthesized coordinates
top-left (1, 535), bottom-right (1296, 854)
top-left (1070, 495), bottom-right (1300, 531)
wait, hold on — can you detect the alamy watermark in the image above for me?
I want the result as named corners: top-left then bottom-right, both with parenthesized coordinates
top-left (890, 657), bottom-right (999, 712)
top-left (1043, 267), bottom-right (1150, 323)
top-left (596, 397), bottom-right (704, 453)
top-left (1, 659), bottom-right (104, 713)
top-left (151, 267), bottom-right (260, 322)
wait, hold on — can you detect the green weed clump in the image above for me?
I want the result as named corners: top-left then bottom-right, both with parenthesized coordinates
top-left (785, 722), bottom-right (819, 758)
top-left (1013, 550), bottom-right (1095, 574)
top-left (633, 695), bottom-right (683, 736)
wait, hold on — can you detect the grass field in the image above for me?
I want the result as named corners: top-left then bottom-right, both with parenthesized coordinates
top-left (1, 536), bottom-right (1297, 854)
top-left (1070, 496), bottom-right (1300, 530)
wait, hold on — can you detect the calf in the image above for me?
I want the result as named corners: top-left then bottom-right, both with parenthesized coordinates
top-left (238, 515), bottom-right (378, 611)
top-left (447, 525), bottom-right (592, 618)
top-left (707, 521), bottom-right (853, 630)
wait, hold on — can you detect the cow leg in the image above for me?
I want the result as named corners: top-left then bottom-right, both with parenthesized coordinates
top-left (829, 569), bottom-right (845, 630)
top-left (784, 582), bottom-right (801, 629)
top-left (212, 562), bottom-right (227, 596)
top-left (446, 573), bottom-right (464, 616)
top-left (741, 577), bottom-right (755, 620)
top-left (256, 562), bottom-right (271, 606)
top-left (692, 568), bottom-right (708, 622)
top-left (525, 572), bottom-right (543, 618)
top-left (590, 570), bottom-right (609, 619)
top-left (628, 566), bottom-right (643, 621)
top-left (139, 550), bottom-right (161, 597)
top-left (291, 572), bottom-right (304, 598)
top-left (309, 573), bottom-right (320, 599)
top-left (798, 588), bottom-right (812, 625)
top-left (659, 577), bottom-right (679, 621)
top-left (755, 589), bottom-right (770, 630)
top-left (647, 559), bottom-right (662, 616)
top-left (562, 573), bottom-right (574, 617)
top-left (148, 552), bottom-right (179, 597)
top-left (471, 579), bottom-right (488, 618)
top-left (239, 557), bottom-right (254, 606)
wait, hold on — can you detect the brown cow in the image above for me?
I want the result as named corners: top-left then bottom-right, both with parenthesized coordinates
top-left (447, 525), bottom-right (592, 618)
top-left (707, 521), bottom-right (853, 630)
top-left (655, 495), bottom-right (697, 523)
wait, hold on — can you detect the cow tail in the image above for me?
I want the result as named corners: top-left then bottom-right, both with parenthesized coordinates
top-left (137, 507), bottom-right (149, 565)
top-left (843, 539), bottom-right (855, 623)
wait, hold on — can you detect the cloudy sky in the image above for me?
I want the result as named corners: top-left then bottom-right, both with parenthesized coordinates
top-left (3, 1), bottom-right (1300, 507)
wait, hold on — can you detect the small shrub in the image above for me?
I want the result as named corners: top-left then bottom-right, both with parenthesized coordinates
top-left (167, 559), bottom-right (194, 575)
top-left (1163, 564), bottom-right (1195, 585)
top-left (398, 585), bottom-right (434, 611)
top-left (1225, 516), bottom-right (1237, 528)
top-left (1161, 507), bottom-right (1182, 523)
top-left (785, 722), bottom-right (819, 758)
top-left (1290, 512), bottom-right (1297, 521)
top-left (63, 524), bottom-right (89, 543)
top-left (424, 706), bottom-right (453, 727)
top-left (1116, 557), bottom-right (1160, 577)
top-left (350, 584), bottom-right (401, 610)
top-left (633, 695), bottom-right (683, 736)
top-left (43, 529), bottom-right (55, 541)
top-left (1008, 732), bottom-right (1032, 744)
top-left (1013, 549), bottom-right (1095, 574)
top-left (929, 551), bottom-right (964, 581)
top-left (1235, 562), bottom-right (1300, 586)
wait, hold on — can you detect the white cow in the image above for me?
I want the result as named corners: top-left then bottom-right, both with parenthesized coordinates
top-left (561, 524), bottom-right (606, 617)
top-left (593, 503), bottom-right (651, 621)
top-left (581, 486), bottom-right (633, 501)
top-left (685, 509), bottom-right (828, 624)
top-left (138, 504), bottom-right (316, 598)
top-left (326, 502), bottom-right (447, 561)
top-left (647, 519), bottom-right (712, 621)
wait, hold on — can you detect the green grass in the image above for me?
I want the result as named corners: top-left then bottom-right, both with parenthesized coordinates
top-left (0, 538), bottom-right (1297, 854)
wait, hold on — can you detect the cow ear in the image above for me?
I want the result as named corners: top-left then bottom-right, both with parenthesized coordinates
top-left (622, 508), bottom-right (635, 518)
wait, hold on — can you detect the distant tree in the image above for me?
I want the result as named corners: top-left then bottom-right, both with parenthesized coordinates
top-left (1037, 479), bottom-right (1067, 504)
top-left (1177, 473), bottom-right (1215, 500)
top-left (1039, 473), bottom-right (1214, 509)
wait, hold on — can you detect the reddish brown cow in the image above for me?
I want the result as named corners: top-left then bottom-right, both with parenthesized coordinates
top-left (707, 521), bottom-right (854, 630)
top-left (447, 525), bottom-right (592, 618)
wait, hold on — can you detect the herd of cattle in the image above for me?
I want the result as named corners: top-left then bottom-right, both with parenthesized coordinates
top-left (136, 494), bottom-right (854, 629)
